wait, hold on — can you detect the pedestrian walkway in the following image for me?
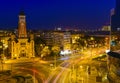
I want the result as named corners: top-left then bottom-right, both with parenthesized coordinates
top-left (4, 57), bottom-right (40, 64)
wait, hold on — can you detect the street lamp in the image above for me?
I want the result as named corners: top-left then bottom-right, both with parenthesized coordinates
top-left (1, 44), bottom-right (8, 71)
top-left (90, 37), bottom-right (94, 60)
top-left (54, 53), bottom-right (57, 69)
top-left (3, 44), bottom-right (8, 60)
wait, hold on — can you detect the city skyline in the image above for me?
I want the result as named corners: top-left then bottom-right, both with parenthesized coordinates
top-left (0, 0), bottom-right (115, 30)
top-left (0, 0), bottom-right (120, 83)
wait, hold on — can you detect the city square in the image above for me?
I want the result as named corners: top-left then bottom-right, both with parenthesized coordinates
top-left (0, 0), bottom-right (120, 83)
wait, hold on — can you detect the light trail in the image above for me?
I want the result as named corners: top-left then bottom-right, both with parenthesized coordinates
top-left (19, 67), bottom-right (45, 83)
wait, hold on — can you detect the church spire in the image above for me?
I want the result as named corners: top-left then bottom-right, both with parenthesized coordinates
top-left (18, 10), bottom-right (27, 38)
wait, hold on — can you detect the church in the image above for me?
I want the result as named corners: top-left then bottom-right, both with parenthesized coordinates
top-left (8, 11), bottom-right (35, 59)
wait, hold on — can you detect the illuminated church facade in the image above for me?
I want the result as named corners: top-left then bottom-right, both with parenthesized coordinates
top-left (8, 11), bottom-right (35, 59)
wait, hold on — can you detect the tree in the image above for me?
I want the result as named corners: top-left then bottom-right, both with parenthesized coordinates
top-left (34, 37), bottom-right (46, 56)
top-left (41, 46), bottom-right (51, 58)
top-left (51, 46), bottom-right (60, 56)
top-left (76, 36), bottom-right (87, 50)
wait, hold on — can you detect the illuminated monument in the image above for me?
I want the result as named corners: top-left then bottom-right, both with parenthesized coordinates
top-left (107, 0), bottom-right (120, 82)
top-left (8, 11), bottom-right (35, 59)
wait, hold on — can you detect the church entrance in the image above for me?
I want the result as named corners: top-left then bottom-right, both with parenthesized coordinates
top-left (19, 50), bottom-right (26, 57)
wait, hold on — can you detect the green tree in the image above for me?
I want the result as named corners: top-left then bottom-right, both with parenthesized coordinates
top-left (34, 37), bottom-right (46, 57)
top-left (41, 46), bottom-right (51, 58)
top-left (51, 46), bottom-right (60, 56)
top-left (76, 36), bottom-right (87, 50)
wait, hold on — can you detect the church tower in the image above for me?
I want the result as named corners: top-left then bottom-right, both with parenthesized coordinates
top-left (18, 11), bottom-right (27, 38)
top-left (9, 10), bottom-right (35, 59)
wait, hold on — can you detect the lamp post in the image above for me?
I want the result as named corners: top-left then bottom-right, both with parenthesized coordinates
top-left (1, 44), bottom-right (8, 71)
top-left (91, 46), bottom-right (93, 60)
top-left (0, 42), bottom-right (3, 71)
top-left (90, 37), bottom-right (94, 60)
top-left (1, 59), bottom-right (3, 71)
top-left (54, 53), bottom-right (57, 69)
top-left (3, 44), bottom-right (8, 61)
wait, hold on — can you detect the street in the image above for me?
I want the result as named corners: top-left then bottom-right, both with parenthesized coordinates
top-left (0, 52), bottom-right (109, 83)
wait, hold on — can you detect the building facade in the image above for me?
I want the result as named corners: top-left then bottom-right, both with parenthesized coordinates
top-left (53, 31), bottom-right (64, 47)
top-left (8, 11), bottom-right (35, 59)
top-left (63, 31), bottom-right (71, 50)
top-left (42, 30), bottom-right (71, 50)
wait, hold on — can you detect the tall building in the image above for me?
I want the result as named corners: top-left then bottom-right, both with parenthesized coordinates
top-left (43, 31), bottom-right (54, 46)
top-left (63, 31), bottom-right (71, 50)
top-left (107, 0), bottom-right (120, 83)
top-left (110, 0), bottom-right (120, 51)
top-left (42, 30), bottom-right (71, 50)
top-left (53, 31), bottom-right (64, 47)
top-left (8, 11), bottom-right (35, 59)
top-left (111, 0), bottom-right (120, 31)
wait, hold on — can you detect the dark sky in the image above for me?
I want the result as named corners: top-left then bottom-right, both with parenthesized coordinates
top-left (0, 0), bottom-right (115, 30)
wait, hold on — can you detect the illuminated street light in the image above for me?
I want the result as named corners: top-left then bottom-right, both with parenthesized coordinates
top-left (3, 44), bottom-right (8, 59)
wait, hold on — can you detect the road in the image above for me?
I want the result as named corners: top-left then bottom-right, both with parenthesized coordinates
top-left (0, 58), bottom-right (52, 83)
top-left (0, 52), bottom-right (109, 83)
top-left (46, 54), bottom-right (109, 83)
top-left (45, 55), bottom-right (83, 83)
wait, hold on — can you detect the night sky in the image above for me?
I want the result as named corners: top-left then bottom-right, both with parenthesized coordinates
top-left (0, 0), bottom-right (115, 30)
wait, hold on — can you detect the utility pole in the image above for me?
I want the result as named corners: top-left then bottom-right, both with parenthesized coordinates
top-left (1, 60), bottom-right (3, 71)
top-left (54, 54), bottom-right (56, 69)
